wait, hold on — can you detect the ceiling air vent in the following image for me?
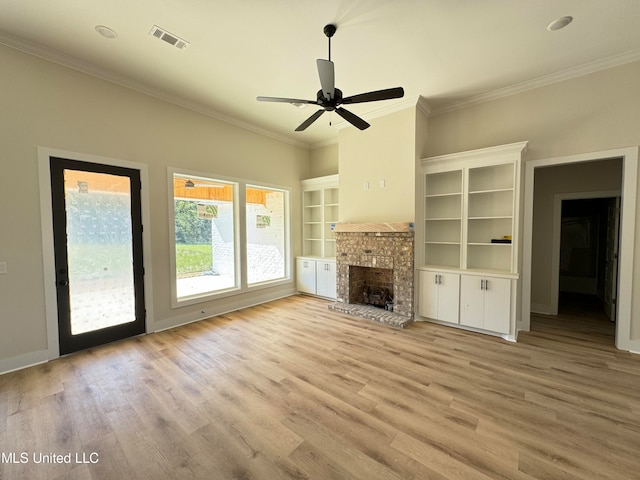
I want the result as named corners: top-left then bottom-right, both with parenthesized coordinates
top-left (149, 25), bottom-right (189, 50)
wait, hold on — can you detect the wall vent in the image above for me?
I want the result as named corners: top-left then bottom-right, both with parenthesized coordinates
top-left (149, 25), bottom-right (189, 50)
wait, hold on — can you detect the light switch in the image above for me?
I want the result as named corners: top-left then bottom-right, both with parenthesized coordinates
top-left (363, 182), bottom-right (370, 191)
top-left (0, 262), bottom-right (6, 275)
top-left (379, 180), bottom-right (386, 188)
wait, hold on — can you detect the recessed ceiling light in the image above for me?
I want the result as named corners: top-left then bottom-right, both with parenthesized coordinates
top-left (95, 25), bottom-right (118, 39)
top-left (547, 16), bottom-right (573, 31)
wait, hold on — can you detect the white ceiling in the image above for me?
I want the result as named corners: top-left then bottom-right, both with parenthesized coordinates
top-left (2, 0), bottom-right (640, 148)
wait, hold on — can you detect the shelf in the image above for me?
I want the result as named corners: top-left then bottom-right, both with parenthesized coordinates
top-left (468, 242), bottom-right (512, 246)
top-left (302, 176), bottom-right (339, 258)
top-left (425, 192), bottom-right (462, 198)
top-left (469, 187), bottom-right (513, 194)
top-left (425, 241), bottom-right (461, 245)
top-left (425, 170), bottom-right (462, 196)
top-left (468, 216), bottom-right (512, 220)
top-left (468, 163), bottom-right (514, 192)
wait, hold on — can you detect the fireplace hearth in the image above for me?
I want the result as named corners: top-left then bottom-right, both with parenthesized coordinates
top-left (329, 222), bottom-right (414, 328)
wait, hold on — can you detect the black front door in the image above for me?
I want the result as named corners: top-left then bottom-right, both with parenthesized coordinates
top-left (50, 157), bottom-right (145, 355)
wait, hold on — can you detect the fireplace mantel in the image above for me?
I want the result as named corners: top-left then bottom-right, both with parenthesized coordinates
top-left (333, 222), bottom-right (414, 233)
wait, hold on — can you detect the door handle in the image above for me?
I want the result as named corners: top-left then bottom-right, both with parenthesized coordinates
top-left (480, 279), bottom-right (485, 290)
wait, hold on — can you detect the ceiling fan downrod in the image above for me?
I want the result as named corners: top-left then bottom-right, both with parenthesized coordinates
top-left (324, 24), bottom-right (336, 61)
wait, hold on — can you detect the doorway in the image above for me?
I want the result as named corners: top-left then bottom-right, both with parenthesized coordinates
top-left (558, 196), bottom-right (620, 326)
top-left (521, 148), bottom-right (638, 352)
top-left (49, 157), bottom-right (146, 354)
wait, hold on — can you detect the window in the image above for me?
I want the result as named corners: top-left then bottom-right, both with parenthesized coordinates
top-left (172, 173), bottom-right (238, 301)
top-left (170, 170), bottom-right (290, 305)
top-left (246, 185), bottom-right (288, 285)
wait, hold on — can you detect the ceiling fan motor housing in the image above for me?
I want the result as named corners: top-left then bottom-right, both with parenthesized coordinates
top-left (317, 88), bottom-right (342, 110)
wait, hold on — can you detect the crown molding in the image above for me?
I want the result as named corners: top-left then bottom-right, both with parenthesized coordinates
top-left (334, 95), bottom-right (429, 131)
top-left (0, 32), bottom-right (311, 149)
top-left (431, 48), bottom-right (640, 116)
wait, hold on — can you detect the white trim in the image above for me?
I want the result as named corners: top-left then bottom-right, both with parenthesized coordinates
top-left (152, 290), bottom-right (296, 333)
top-left (420, 141), bottom-right (528, 167)
top-left (0, 33), bottom-right (310, 150)
top-left (549, 190), bottom-right (621, 316)
top-left (521, 147), bottom-right (638, 352)
top-left (432, 49), bottom-right (640, 116)
top-left (334, 95), bottom-right (427, 131)
top-left (37, 147), bottom-right (154, 362)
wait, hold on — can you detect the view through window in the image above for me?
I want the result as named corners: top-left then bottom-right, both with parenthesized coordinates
top-left (173, 174), bottom-right (237, 300)
top-left (246, 185), bottom-right (287, 285)
top-left (172, 173), bottom-right (290, 303)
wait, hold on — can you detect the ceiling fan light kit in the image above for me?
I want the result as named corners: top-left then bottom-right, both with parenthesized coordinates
top-left (257, 24), bottom-right (404, 131)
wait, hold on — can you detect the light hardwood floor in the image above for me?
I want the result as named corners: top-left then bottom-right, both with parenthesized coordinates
top-left (1, 295), bottom-right (639, 479)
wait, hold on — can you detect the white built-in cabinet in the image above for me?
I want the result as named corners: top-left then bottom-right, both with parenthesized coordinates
top-left (418, 270), bottom-right (460, 324)
top-left (296, 258), bottom-right (336, 299)
top-left (297, 175), bottom-right (338, 299)
top-left (459, 274), bottom-right (511, 334)
top-left (417, 142), bottom-right (527, 339)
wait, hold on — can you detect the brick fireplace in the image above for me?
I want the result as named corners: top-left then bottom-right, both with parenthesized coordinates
top-left (329, 222), bottom-right (414, 328)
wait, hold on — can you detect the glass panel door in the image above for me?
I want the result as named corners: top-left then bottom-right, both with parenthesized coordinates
top-left (50, 158), bottom-right (145, 354)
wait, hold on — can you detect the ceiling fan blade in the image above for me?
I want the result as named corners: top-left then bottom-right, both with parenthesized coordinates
top-left (335, 107), bottom-right (370, 130)
top-left (316, 59), bottom-right (335, 101)
top-left (342, 87), bottom-right (404, 105)
top-left (256, 96), bottom-right (317, 105)
top-left (295, 109), bottom-right (325, 131)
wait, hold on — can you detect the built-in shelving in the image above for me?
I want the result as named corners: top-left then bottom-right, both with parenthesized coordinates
top-left (301, 175), bottom-right (338, 258)
top-left (299, 174), bottom-right (339, 299)
top-left (417, 141), bottom-right (528, 340)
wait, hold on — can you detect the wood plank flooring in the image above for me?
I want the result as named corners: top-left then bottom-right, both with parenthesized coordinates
top-left (1, 295), bottom-right (639, 479)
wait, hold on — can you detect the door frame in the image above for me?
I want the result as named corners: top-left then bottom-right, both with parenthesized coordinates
top-left (38, 147), bottom-right (153, 359)
top-left (549, 190), bottom-right (620, 315)
top-left (521, 147), bottom-right (638, 352)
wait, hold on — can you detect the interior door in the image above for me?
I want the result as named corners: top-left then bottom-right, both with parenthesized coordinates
top-left (603, 197), bottom-right (620, 321)
top-left (50, 157), bottom-right (145, 355)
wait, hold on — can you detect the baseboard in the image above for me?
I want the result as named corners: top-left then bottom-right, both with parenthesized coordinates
top-left (530, 303), bottom-right (556, 315)
top-left (0, 349), bottom-right (52, 376)
top-left (627, 338), bottom-right (640, 355)
top-left (152, 287), bottom-right (297, 332)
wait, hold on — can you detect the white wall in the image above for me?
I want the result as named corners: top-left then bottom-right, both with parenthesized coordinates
top-left (308, 143), bottom-right (339, 178)
top-left (0, 44), bottom-right (309, 371)
top-left (426, 59), bottom-right (640, 344)
top-left (338, 108), bottom-right (416, 223)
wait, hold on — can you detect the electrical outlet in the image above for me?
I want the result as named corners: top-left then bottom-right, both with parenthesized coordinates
top-left (0, 262), bottom-right (7, 275)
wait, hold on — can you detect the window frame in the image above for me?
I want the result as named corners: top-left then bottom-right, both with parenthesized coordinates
top-left (168, 167), bottom-right (291, 308)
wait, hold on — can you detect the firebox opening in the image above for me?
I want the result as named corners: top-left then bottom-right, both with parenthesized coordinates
top-left (348, 266), bottom-right (394, 311)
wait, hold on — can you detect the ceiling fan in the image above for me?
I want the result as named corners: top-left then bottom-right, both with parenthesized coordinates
top-left (257, 24), bottom-right (404, 131)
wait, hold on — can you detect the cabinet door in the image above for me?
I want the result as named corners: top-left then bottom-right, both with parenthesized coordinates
top-left (316, 261), bottom-right (336, 299)
top-left (459, 275), bottom-right (485, 329)
top-left (418, 270), bottom-right (439, 319)
top-left (483, 276), bottom-right (511, 334)
top-left (296, 258), bottom-right (317, 294)
top-left (438, 273), bottom-right (460, 324)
